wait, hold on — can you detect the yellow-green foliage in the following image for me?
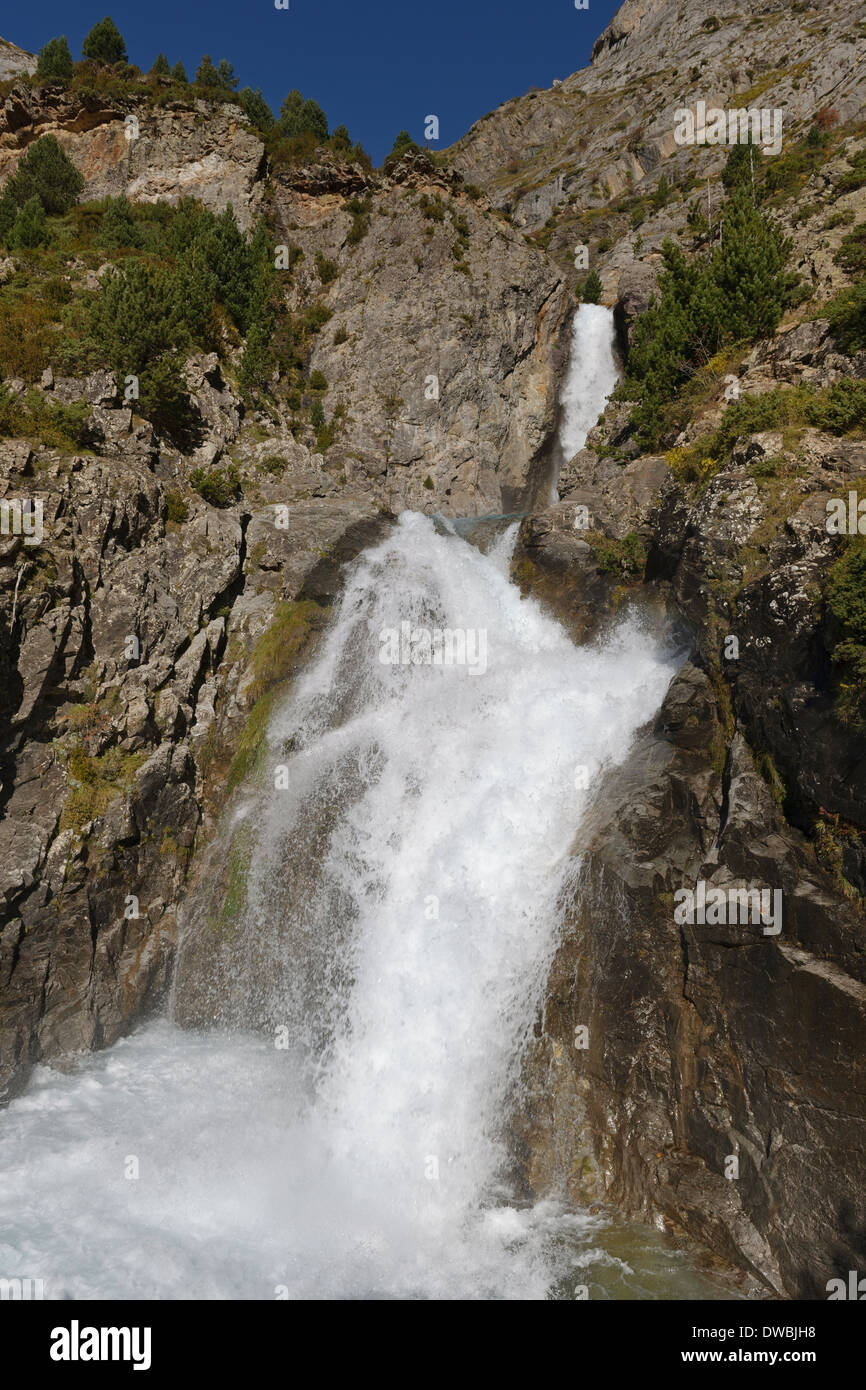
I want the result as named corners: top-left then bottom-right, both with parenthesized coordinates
top-left (227, 600), bottom-right (324, 792)
top-left (246, 599), bottom-right (323, 706)
top-left (60, 745), bottom-right (146, 831)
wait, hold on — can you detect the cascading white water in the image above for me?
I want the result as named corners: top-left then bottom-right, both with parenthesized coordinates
top-left (550, 303), bottom-right (621, 502)
top-left (0, 514), bottom-right (719, 1300)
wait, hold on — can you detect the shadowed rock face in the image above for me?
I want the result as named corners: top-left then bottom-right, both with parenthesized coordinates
top-left (515, 663), bottom-right (866, 1298)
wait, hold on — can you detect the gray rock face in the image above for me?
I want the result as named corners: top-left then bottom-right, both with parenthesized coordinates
top-left (0, 37), bottom-right (33, 82)
top-left (0, 424), bottom-right (386, 1099)
top-left (0, 85), bottom-right (266, 228)
top-left (516, 664), bottom-right (866, 1298)
top-left (271, 155), bottom-right (570, 514)
top-left (448, 0), bottom-right (866, 240)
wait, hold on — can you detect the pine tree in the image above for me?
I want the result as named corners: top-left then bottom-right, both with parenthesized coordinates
top-left (195, 56), bottom-right (221, 89)
top-left (81, 17), bottom-right (128, 65)
top-left (237, 88), bottom-right (273, 130)
top-left (98, 194), bottom-right (141, 249)
top-left (0, 192), bottom-right (16, 246)
top-left (710, 182), bottom-right (788, 342)
top-left (5, 134), bottom-right (84, 215)
top-left (389, 130), bottom-right (419, 159)
top-left (151, 53), bottom-right (171, 78)
top-left (9, 197), bottom-right (49, 249)
top-left (582, 270), bottom-right (602, 304)
top-left (37, 36), bottom-right (74, 80)
top-left (278, 90), bottom-right (304, 135)
top-left (171, 61), bottom-right (188, 84)
top-left (216, 60), bottom-right (238, 91)
top-left (89, 262), bottom-right (173, 376)
top-left (278, 90), bottom-right (328, 140)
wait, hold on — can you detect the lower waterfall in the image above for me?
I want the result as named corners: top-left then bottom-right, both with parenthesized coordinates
top-left (0, 514), bottom-right (731, 1299)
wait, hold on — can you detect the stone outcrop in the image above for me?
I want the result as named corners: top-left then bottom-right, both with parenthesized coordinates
top-left (0, 84), bottom-right (266, 228)
top-left (516, 663), bottom-right (866, 1298)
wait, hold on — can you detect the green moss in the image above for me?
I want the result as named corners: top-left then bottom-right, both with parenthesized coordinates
top-left (825, 538), bottom-right (866, 729)
top-left (227, 688), bottom-right (276, 793)
top-left (587, 530), bottom-right (646, 576)
top-left (60, 745), bottom-right (146, 832)
top-left (755, 750), bottom-right (787, 808)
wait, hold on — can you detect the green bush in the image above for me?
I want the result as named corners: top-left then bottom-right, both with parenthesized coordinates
top-left (315, 251), bottom-right (339, 284)
top-left (835, 223), bottom-right (866, 274)
top-left (582, 270), bottom-right (602, 304)
top-left (310, 398), bottom-right (325, 429)
top-left (622, 185), bottom-right (790, 449)
top-left (8, 197), bottom-right (49, 249)
top-left (827, 279), bottom-right (866, 353)
top-left (4, 134), bottom-right (84, 215)
top-left (826, 539), bottom-right (866, 727)
top-left (81, 17), bottom-right (128, 65)
top-left (190, 462), bottom-right (240, 507)
top-left (139, 356), bottom-right (200, 448)
top-left (237, 87), bottom-right (273, 130)
top-left (97, 193), bottom-right (142, 249)
top-left (165, 488), bottom-right (189, 523)
top-left (278, 89), bottom-right (329, 140)
top-left (37, 36), bottom-right (74, 80)
top-left (309, 369), bottom-right (328, 391)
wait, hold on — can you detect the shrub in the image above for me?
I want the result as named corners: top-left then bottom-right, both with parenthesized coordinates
top-left (310, 398), bottom-right (325, 429)
top-left (8, 197), bottom-right (49, 249)
top-left (315, 251), bottom-right (339, 284)
top-left (582, 270), bottom-right (602, 304)
top-left (37, 36), bottom-right (74, 80)
top-left (4, 134), bottom-right (84, 215)
top-left (836, 150), bottom-right (866, 195)
top-left (622, 186), bottom-right (790, 448)
top-left (826, 539), bottom-right (866, 728)
top-left (278, 90), bottom-right (328, 140)
top-left (237, 87), bottom-right (273, 130)
top-left (81, 17), bottom-right (128, 66)
top-left (97, 193), bottom-right (142, 249)
top-left (345, 195), bottom-right (372, 246)
top-left (165, 488), bottom-right (189, 523)
top-left (139, 356), bottom-right (201, 448)
top-left (189, 462), bottom-right (240, 507)
top-left (835, 223), bottom-right (866, 274)
top-left (309, 369), bottom-right (328, 391)
top-left (826, 279), bottom-right (866, 353)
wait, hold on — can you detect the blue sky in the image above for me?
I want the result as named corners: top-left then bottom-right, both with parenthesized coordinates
top-left (11, 1), bottom-right (623, 164)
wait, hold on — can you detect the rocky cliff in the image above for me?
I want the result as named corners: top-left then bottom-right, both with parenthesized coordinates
top-left (1, 0), bottom-right (865, 1300)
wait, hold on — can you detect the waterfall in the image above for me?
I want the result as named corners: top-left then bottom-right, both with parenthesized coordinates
top-left (550, 303), bottom-right (621, 502)
top-left (0, 514), bottom-right (711, 1300)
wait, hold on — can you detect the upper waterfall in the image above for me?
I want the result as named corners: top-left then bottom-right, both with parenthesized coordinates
top-left (551, 303), bottom-right (621, 501)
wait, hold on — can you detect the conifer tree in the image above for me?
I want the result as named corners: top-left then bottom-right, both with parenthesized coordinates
top-left (582, 270), bottom-right (602, 304)
top-left (171, 61), bottom-right (188, 84)
top-left (37, 36), bottom-right (74, 80)
top-left (9, 197), bottom-right (49, 249)
top-left (5, 134), bottom-right (84, 215)
top-left (81, 17), bottom-right (127, 65)
top-left (151, 53), bottom-right (171, 78)
top-left (238, 88), bottom-right (273, 130)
